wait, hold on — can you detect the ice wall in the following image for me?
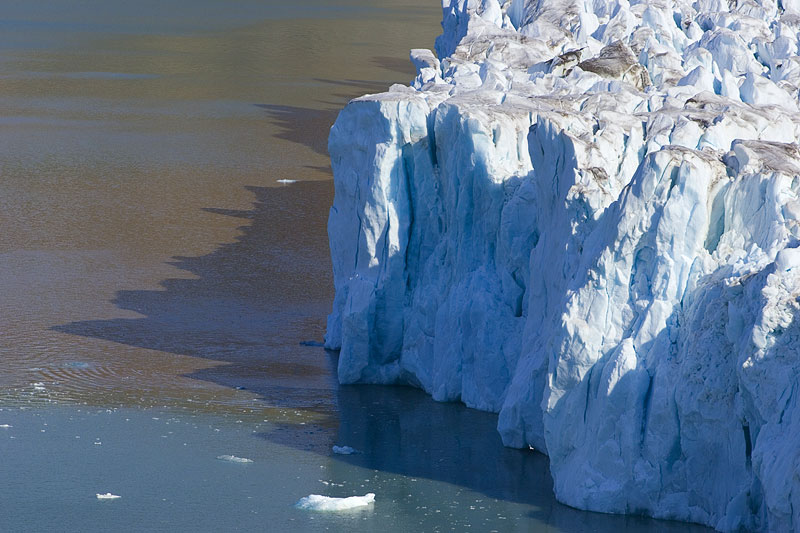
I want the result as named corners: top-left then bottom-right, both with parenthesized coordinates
top-left (325, 0), bottom-right (800, 529)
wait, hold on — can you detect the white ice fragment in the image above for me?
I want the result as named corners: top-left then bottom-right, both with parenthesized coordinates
top-left (0, 424), bottom-right (11, 428)
top-left (216, 455), bottom-right (253, 463)
top-left (295, 493), bottom-right (375, 511)
top-left (276, 179), bottom-right (296, 184)
top-left (332, 445), bottom-right (357, 455)
top-left (96, 493), bottom-right (121, 500)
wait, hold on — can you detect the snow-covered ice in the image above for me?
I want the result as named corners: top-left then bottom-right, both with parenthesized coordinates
top-left (96, 493), bottom-right (121, 500)
top-left (295, 493), bottom-right (375, 511)
top-left (332, 445), bottom-right (357, 455)
top-left (216, 455), bottom-right (253, 463)
top-left (325, 0), bottom-right (800, 530)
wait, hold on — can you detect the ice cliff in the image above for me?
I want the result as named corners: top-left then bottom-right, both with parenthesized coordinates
top-left (325, 0), bottom-right (800, 529)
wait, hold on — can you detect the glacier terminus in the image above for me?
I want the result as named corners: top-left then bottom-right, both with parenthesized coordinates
top-left (325, 0), bottom-right (800, 529)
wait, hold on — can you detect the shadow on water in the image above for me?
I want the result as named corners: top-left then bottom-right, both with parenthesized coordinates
top-left (53, 181), bottom-right (339, 416)
top-left (256, 76), bottom-right (401, 158)
top-left (370, 55), bottom-right (417, 76)
top-left (255, 104), bottom-right (339, 157)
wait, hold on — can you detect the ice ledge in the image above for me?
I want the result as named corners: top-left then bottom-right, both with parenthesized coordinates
top-left (325, 0), bottom-right (800, 530)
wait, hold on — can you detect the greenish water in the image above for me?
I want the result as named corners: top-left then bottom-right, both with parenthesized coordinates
top-left (0, 2), bottom-right (710, 531)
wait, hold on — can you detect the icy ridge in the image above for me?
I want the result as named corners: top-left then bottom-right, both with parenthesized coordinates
top-left (326, 0), bottom-right (800, 529)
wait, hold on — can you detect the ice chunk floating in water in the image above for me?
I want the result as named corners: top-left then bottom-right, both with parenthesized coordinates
top-left (96, 493), bottom-right (121, 500)
top-left (325, 0), bottom-right (800, 529)
top-left (331, 445), bottom-right (356, 455)
top-left (295, 493), bottom-right (375, 511)
top-left (216, 455), bottom-right (253, 463)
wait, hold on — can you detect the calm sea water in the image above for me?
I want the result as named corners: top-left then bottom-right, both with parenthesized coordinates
top-left (0, 2), bottom-right (709, 531)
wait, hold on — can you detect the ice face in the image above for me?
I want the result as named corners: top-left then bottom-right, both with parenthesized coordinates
top-left (325, 0), bottom-right (800, 529)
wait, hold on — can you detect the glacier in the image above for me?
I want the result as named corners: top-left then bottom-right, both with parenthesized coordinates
top-left (324, 0), bottom-right (800, 529)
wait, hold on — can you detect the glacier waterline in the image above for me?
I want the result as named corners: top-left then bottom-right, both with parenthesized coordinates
top-left (326, 0), bottom-right (800, 530)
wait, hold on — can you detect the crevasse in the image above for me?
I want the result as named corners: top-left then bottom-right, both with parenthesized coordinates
top-left (325, 0), bottom-right (800, 530)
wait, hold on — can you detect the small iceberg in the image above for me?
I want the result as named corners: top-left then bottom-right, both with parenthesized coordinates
top-left (216, 455), bottom-right (253, 463)
top-left (96, 493), bottom-right (121, 500)
top-left (295, 493), bottom-right (375, 511)
top-left (0, 424), bottom-right (12, 429)
top-left (276, 179), bottom-right (297, 184)
top-left (332, 445), bottom-right (357, 455)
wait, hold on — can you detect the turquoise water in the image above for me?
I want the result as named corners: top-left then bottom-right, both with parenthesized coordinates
top-left (1, 392), bottom-right (707, 532)
top-left (0, 2), bottom-right (710, 531)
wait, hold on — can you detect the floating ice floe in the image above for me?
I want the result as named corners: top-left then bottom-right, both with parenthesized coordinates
top-left (276, 179), bottom-right (297, 184)
top-left (216, 455), bottom-right (253, 463)
top-left (96, 493), bottom-right (121, 500)
top-left (332, 445), bottom-right (357, 455)
top-left (295, 493), bottom-right (375, 511)
top-left (0, 424), bottom-right (11, 429)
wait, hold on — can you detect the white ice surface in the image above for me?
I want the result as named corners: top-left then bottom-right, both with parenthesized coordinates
top-left (326, 0), bottom-right (800, 530)
top-left (216, 455), bottom-right (253, 463)
top-left (96, 493), bottom-right (121, 500)
top-left (332, 445), bottom-right (357, 455)
top-left (295, 493), bottom-right (375, 511)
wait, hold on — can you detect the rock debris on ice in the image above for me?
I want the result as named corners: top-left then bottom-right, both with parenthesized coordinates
top-left (325, 0), bottom-right (800, 530)
top-left (295, 493), bottom-right (375, 511)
